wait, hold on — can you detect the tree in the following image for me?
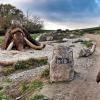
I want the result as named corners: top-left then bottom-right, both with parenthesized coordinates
top-left (23, 16), bottom-right (43, 33)
top-left (0, 4), bottom-right (43, 34)
top-left (0, 4), bottom-right (24, 31)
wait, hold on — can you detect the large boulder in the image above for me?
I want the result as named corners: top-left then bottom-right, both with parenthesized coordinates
top-left (50, 45), bottom-right (74, 82)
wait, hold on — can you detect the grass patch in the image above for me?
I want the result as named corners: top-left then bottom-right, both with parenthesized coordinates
top-left (29, 93), bottom-right (45, 100)
top-left (2, 58), bottom-right (48, 76)
top-left (17, 80), bottom-right (44, 99)
top-left (2, 79), bottom-right (44, 99)
top-left (0, 94), bottom-right (8, 100)
top-left (0, 90), bottom-right (9, 100)
top-left (19, 81), bottom-right (29, 93)
top-left (30, 80), bottom-right (43, 90)
top-left (15, 58), bottom-right (48, 70)
top-left (41, 68), bottom-right (50, 79)
top-left (3, 78), bottom-right (12, 83)
top-left (81, 40), bottom-right (93, 48)
top-left (0, 36), bottom-right (4, 43)
top-left (2, 66), bottom-right (15, 76)
top-left (19, 79), bottom-right (43, 92)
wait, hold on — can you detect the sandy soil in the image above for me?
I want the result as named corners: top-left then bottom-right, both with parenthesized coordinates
top-left (41, 34), bottom-right (100, 100)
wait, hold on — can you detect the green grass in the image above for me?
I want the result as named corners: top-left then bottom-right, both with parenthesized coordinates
top-left (2, 58), bottom-right (48, 76)
top-left (30, 80), bottom-right (43, 90)
top-left (0, 36), bottom-right (4, 43)
top-left (2, 66), bottom-right (15, 76)
top-left (19, 81), bottom-right (29, 93)
top-left (41, 68), bottom-right (50, 79)
top-left (19, 80), bottom-right (44, 99)
top-left (0, 79), bottom-right (12, 99)
top-left (81, 40), bottom-right (93, 48)
top-left (15, 58), bottom-right (48, 70)
top-left (29, 93), bottom-right (45, 100)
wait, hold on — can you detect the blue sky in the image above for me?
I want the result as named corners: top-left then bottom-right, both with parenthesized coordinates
top-left (0, 0), bottom-right (100, 30)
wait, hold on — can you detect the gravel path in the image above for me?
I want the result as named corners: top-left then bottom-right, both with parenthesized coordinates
top-left (0, 44), bottom-right (53, 65)
top-left (8, 65), bottom-right (49, 81)
top-left (41, 34), bottom-right (100, 100)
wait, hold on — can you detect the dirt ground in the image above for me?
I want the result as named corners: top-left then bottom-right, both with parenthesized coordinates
top-left (41, 34), bottom-right (100, 100)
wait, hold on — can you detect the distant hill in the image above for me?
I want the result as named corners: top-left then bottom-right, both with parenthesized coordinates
top-left (71, 27), bottom-right (100, 34)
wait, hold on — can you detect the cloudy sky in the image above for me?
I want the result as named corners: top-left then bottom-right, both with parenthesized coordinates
top-left (0, 0), bottom-right (100, 30)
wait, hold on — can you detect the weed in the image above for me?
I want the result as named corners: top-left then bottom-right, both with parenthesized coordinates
top-left (15, 58), bottom-right (48, 70)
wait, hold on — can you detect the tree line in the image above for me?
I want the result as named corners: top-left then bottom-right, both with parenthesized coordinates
top-left (0, 4), bottom-right (43, 35)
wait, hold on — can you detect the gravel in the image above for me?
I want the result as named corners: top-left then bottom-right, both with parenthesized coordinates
top-left (8, 65), bottom-right (49, 81)
top-left (0, 38), bottom-right (95, 81)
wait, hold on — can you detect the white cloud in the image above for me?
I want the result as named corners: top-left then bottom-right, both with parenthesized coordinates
top-left (0, 0), bottom-right (33, 4)
top-left (0, 0), bottom-right (34, 10)
top-left (44, 17), bottom-right (100, 30)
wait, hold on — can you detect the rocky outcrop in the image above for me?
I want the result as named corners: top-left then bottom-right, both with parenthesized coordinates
top-left (39, 31), bottom-right (81, 41)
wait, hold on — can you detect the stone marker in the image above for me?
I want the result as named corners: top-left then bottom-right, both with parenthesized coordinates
top-left (50, 45), bottom-right (74, 82)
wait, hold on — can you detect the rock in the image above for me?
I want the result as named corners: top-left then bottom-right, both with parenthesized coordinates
top-left (62, 38), bottom-right (68, 42)
top-left (46, 36), bottom-right (53, 41)
top-left (79, 43), bottom-right (96, 57)
top-left (50, 45), bottom-right (74, 82)
top-left (79, 48), bottom-right (91, 57)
